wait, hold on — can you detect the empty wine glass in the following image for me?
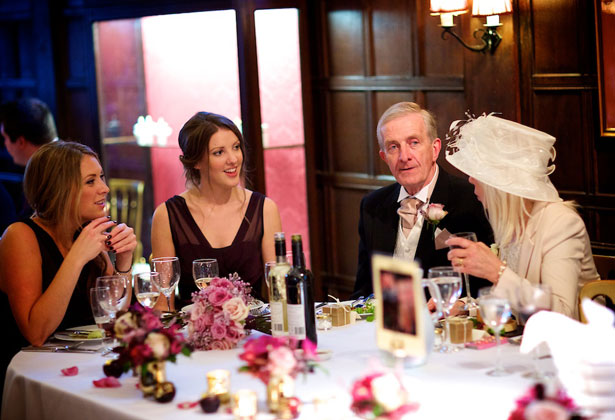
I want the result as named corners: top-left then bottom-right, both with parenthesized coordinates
top-left (449, 232), bottom-right (478, 311)
top-left (428, 266), bottom-right (463, 353)
top-left (95, 275), bottom-right (129, 321)
top-left (478, 286), bottom-right (512, 376)
top-left (517, 284), bottom-right (552, 379)
top-left (134, 272), bottom-right (161, 309)
top-left (192, 258), bottom-right (218, 290)
top-left (89, 287), bottom-right (111, 329)
top-left (151, 257), bottom-right (181, 312)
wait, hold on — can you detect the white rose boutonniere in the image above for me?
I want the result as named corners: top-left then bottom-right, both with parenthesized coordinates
top-left (421, 203), bottom-right (448, 240)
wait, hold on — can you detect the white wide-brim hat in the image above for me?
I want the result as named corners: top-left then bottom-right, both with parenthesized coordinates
top-left (445, 114), bottom-right (562, 202)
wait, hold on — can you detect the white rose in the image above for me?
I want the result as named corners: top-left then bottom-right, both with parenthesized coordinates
top-left (222, 297), bottom-right (249, 321)
top-left (424, 203), bottom-right (447, 221)
top-left (114, 312), bottom-right (137, 339)
top-left (145, 332), bottom-right (170, 360)
top-left (371, 374), bottom-right (406, 412)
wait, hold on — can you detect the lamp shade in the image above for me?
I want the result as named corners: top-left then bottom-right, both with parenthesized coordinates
top-left (430, 0), bottom-right (469, 13)
top-left (471, 0), bottom-right (512, 16)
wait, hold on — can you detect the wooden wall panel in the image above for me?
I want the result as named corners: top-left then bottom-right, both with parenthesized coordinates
top-left (326, 7), bottom-right (364, 76)
top-left (330, 91), bottom-right (369, 173)
top-left (595, 140), bottom-right (615, 195)
top-left (372, 0), bottom-right (413, 76)
top-left (422, 1), bottom-right (464, 76)
top-left (532, 91), bottom-right (587, 194)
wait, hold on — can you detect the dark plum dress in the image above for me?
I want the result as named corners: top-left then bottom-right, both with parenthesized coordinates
top-left (165, 192), bottom-right (266, 307)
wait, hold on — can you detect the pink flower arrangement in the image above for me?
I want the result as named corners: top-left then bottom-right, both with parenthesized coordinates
top-left (350, 372), bottom-right (418, 420)
top-left (104, 304), bottom-right (191, 378)
top-left (187, 273), bottom-right (253, 351)
top-left (508, 384), bottom-right (588, 420)
top-left (238, 335), bottom-right (318, 384)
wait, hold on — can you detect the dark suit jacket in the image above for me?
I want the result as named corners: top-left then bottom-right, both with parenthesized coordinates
top-left (353, 168), bottom-right (494, 299)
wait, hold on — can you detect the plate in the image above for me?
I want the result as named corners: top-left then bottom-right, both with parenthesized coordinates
top-left (249, 299), bottom-right (266, 316)
top-left (54, 325), bottom-right (105, 342)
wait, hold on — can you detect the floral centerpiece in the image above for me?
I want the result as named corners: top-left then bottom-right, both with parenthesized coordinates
top-left (508, 384), bottom-right (589, 420)
top-left (103, 304), bottom-right (191, 402)
top-left (350, 372), bottom-right (419, 420)
top-left (187, 273), bottom-right (253, 351)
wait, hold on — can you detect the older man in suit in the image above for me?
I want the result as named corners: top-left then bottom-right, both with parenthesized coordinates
top-left (353, 102), bottom-right (492, 299)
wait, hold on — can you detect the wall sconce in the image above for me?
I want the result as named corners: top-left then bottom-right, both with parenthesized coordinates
top-left (430, 0), bottom-right (512, 54)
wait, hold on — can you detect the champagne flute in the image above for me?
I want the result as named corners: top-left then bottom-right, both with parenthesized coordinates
top-left (449, 232), bottom-right (478, 311)
top-left (151, 256), bottom-right (181, 312)
top-left (478, 287), bottom-right (512, 376)
top-left (428, 266), bottom-right (463, 353)
top-left (517, 284), bottom-right (552, 379)
top-left (134, 272), bottom-right (161, 309)
top-left (193, 258), bottom-right (218, 290)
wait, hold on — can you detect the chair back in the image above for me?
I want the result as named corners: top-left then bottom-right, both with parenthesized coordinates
top-left (593, 254), bottom-right (615, 279)
top-left (108, 178), bottom-right (144, 264)
top-left (578, 280), bottom-right (615, 323)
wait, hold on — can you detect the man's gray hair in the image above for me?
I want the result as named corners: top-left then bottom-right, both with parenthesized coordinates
top-left (376, 102), bottom-right (438, 150)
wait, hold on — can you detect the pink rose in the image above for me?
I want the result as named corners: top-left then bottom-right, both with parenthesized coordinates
top-left (210, 277), bottom-right (233, 289)
top-left (208, 288), bottom-right (232, 306)
top-left (525, 401), bottom-right (569, 420)
top-left (226, 321), bottom-right (244, 341)
top-left (190, 302), bottom-right (206, 321)
top-left (141, 312), bottom-right (163, 330)
top-left (210, 321), bottom-right (227, 340)
top-left (268, 346), bottom-right (297, 377)
top-left (222, 297), bottom-right (249, 321)
top-left (211, 339), bottom-right (234, 350)
top-left (113, 312), bottom-right (138, 339)
top-left (170, 340), bottom-right (184, 355)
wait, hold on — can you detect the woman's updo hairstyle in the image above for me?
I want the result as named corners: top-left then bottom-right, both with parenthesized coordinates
top-left (178, 112), bottom-right (247, 187)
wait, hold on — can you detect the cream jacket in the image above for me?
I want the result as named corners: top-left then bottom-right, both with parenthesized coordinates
top-left (494, 201), bottom-right (599, 319)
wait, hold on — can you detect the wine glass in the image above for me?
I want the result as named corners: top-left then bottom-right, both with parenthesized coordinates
top-left (95, 275), bottom-right (129, 321)
top-left (134, 272), bottom-right (161, 309)
top-left (89, 287), bottom-right (111, 329)
top-left (151, 257), bottom-right (181, 312)
top-left (428, 266), bottom-right (463, 353)
top-left (517, 284), bottom-right (552, 379)
top-left (192, 258), bottom-right (218, 290)
top-left (449, 232), bottom-right (478, 311)
top-left (478, 287), bottom-right (512, 376)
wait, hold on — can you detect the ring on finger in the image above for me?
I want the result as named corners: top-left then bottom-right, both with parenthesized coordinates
top-left (456, 258), bottom-right (464, 267)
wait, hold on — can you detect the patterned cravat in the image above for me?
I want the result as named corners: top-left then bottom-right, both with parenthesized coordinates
top-left (397, 197), bottom-right (423, 236)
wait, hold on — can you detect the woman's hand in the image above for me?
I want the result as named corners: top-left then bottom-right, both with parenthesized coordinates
top-left (446, 237), bottom-right (502, 284)
top-left (68, 217), bottom-right (117, 266)
top-left (107, 222), bottom-right (137, 271)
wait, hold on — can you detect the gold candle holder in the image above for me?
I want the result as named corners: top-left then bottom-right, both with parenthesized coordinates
top-left (232, 389), bottom-right (257, 420)
top-left (206, 369), bottom-right (231, 404)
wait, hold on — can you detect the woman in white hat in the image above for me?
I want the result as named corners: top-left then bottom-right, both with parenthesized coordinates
top-left (444, 114), bottom-right (599, 319)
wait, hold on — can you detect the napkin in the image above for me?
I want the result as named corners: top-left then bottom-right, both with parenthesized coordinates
top-left (520, 299), bottom-right (615, 416)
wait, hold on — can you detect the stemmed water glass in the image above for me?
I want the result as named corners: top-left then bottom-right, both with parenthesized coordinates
top-left (449, 232), bottom-right (478, 311)
top-left (95, 275), bottom-right (129, 321)
top-left (478, 286), bottom-right (512, 376)
top-left (151, 257), bottom-right (181, 312)
top-left (428, 266), bottom-right (463, 353)
top-left (517, 284), bottom-right (552, 379)
top-left (134, 272), bottom-right (161, 309)
top-left (192, 258), bottom-right (218, 290)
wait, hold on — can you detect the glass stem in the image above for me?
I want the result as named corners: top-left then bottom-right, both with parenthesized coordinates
top-left (166, 295), bottom-right (171, 312)
top-left (464, 273), bottom-right (473, 306)
top-left (494, 330), bottom-right (502, 372)
top-left (444, 315), bottom-right (452, 350)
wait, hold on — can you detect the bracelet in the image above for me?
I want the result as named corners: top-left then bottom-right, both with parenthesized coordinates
top-left (496, 260), bottom-right (507, 283)
top-left (114, 265), bottom-right (132, 274)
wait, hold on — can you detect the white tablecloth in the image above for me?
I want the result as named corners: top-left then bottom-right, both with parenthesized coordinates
top-left (2, 322), bottom-right (551, 420)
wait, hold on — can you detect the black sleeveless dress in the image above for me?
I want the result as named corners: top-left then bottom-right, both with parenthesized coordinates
top-left (1, 218), bottom-right (97, 402)
top-left (165, 192), bottom-right (266, 306)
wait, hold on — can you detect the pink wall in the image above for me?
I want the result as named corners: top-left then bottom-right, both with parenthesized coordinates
top-left (140, 10), bottom-right (241, 207)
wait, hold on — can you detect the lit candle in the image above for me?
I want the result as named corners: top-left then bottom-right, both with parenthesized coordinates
top-left (440, 12), bottom-right (455, 27)
top-left (233, 390), bottom-right (258, 420)
top-left (206, 369), bottom-right (231, 404)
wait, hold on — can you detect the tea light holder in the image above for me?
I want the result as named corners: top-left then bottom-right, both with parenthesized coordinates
top-left (232, 389), bottom-right (258, 420)
top-left (316, 313), bottom-right (332, 331)
top-left (206, 369), bottom-right (231, 404)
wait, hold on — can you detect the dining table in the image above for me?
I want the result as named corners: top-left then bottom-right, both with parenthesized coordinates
top-left (2, 320), bottom-right (553, 420)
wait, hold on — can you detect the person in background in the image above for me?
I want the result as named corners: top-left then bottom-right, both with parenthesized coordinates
top-left (0, 141), bottom-right (136, 403)
top-left (151, 112), bottom-right (282, 309)
top-left (0, 97), bottom-right (58, 228)
top-left (445, 114), bottom-right (599, 319)
top-left (353, 102), bottom-right (493, 299)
